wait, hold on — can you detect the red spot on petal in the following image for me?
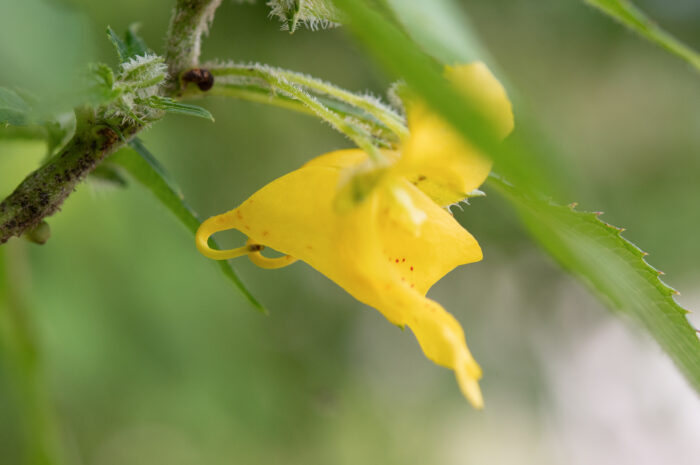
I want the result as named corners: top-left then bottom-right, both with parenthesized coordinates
top-left (395, 259), bottom-right (399, 263)
top-left (236, 210), bottom-right (243, 219)
top-left (402, 258), bottom-right (406, 262)
top-left (410, 266), bottom-right (414, 271)
top-left (410, 284), bottom-right (414, 288)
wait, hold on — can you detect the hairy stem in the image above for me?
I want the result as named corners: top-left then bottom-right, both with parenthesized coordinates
top-left (272, 73), bottom-right (384, 161)
top-left (209, 64), bottom-right (407, 162)
top-left (164, 0), bottom-right (224, 91)
top-left (0, 109), bottom-right (141, 244)
top-left (276, 69), bottom-right (409, 138)
top-left (206, 82), bottom-right (399, 147)
top-left (0, 0), bottom-right (224, 244)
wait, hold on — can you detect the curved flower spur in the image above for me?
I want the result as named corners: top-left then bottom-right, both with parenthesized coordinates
top-left (196, 63), bottom-right (513, 408)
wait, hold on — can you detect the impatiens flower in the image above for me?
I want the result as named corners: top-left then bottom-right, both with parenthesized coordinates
top-left (196, 62), bottom-right (513, 408)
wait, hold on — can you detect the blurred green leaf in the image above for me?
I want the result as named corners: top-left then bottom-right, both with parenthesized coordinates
top-left (333, 0), bottom-right (549, 195)
top-left (145, 96), bottom-right (215, 121)
top-left (0, 0), bottom-right (96, 100)
top-left (0, 88), bottom-right (31, 127)
top-left (585, 0), bottom-right (700, 73)
top-left (110, 138), bottom-right (265, 313)
top-left (490, 176), bottom-right (700, 393)
top-left (380, 0), bottom-right (576, 197)
top-left (384, 0), bottom-right (486, 65)
top-left (337, 0), bottom-right (700, 392)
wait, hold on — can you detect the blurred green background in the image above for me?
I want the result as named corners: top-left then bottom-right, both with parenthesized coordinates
top-left (1, 0), bottom-right (700, 463)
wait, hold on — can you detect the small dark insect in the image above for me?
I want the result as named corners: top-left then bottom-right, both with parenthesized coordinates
top-left (181, 68), bottom-right (214, 91)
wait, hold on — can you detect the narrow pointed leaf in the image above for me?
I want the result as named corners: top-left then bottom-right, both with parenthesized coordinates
top-left (107, 24), bottom-right (152, 63)
top-left (124, 24), bottom-right (150, 58)
top-left (489, 176), bottom-right (700, 392)
top-left (585, 0), bottom-right (700, 73)
top-left (106, 26), bottom-right (130, 63)
top-left (110, 138), bottom-right (264, 313)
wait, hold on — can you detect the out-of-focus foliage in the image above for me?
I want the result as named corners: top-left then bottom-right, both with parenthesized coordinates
top-left (334, 0), bottom-right (700, 393)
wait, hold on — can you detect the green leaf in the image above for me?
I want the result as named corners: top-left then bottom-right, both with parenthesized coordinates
top-left (336, 0), bottom-right (700, 392)
top-left (144, 96), bottom-right (214, 121)
top-left (110, 138), bottom-right (265, 313)
top-left (333, 0), bottom-right (552, 196)
top-left (124, 24), bottom-right (150, 58)
top-left (0, 87), bottom-right (32, 127)
top-left (585, 0), bottom-right (700, 73)
top-left (268, 0), bottom-right (341, 32)
top-left (87, 63), bottom-right (118, 103)
top-left (107, 24), bottom-right (151, 63)
top-left (384, 0), bottom-right (486, 65)
top-left (489, 176), bottom-right (700, 392)
top-left (107, 26), bottom-right (130, 63)
top-left (379, 0), bottom-right (575, 197)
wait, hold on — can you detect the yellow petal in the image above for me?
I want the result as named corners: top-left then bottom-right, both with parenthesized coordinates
top-left (197, 149), bottom-right (485, 407)
top-left (445, 62), bottom-right (514, 139)
top-left (399, 62), bottom-right (513, 207)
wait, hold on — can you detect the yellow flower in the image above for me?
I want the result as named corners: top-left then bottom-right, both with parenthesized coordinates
top-left (196, 62), bottom-right (513, 408)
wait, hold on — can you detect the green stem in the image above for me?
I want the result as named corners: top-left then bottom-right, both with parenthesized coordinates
top-left (273, 74), bottom-right (384, 162)
top-left (276, 69), bottom-right (409, 138)
top-left (209, 65), bottom-right (407, 163)
top-left (0, 108), bottom-right (141, 244)
top-left (205, 83), bottom-right (399, 147)
top-left (164, 0), bottom-right (224, 90)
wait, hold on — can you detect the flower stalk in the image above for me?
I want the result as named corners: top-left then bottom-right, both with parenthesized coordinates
top-left (164, 0), bottom-right (224, 87)
top-left (206, 63), bottom-right (407, 163)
